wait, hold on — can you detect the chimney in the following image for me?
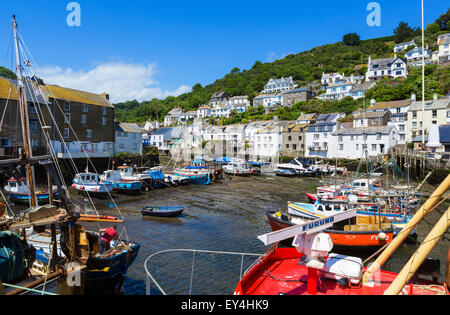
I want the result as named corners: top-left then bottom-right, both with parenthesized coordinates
top-left (411, 93), bottom-right (416, 101)
top-left (102, 93), bottom-right (110, 100)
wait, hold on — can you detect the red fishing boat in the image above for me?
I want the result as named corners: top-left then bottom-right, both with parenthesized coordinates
top-left (266, 210), bottom-right (394, 249)
top-left (235, 176), bottom-right (450, 295)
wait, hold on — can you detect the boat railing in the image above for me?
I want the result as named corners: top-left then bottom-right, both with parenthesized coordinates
top-left (144, 249), bottom-right (262, 295)
top-left (0, 282), bottom-right (59, 295)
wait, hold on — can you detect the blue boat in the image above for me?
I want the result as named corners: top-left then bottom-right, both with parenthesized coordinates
top-left (173, 168), bottom-right (211, 185)
top-left (4, 178), bottom-right (59, 205)
top-left (141, 206), bottom-right (185, 217)
top-left (101, 170), bottom-right (142, 194)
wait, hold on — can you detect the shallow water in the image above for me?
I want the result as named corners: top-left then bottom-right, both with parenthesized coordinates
top-left (12, 174), bottom-right (449, 295)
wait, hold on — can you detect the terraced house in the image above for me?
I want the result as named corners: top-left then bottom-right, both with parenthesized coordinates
top-left (0, 77), bottom-right (115, 159)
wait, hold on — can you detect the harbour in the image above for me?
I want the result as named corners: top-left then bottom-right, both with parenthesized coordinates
top-left (8, 172), bottom-right (442, 295)
top-left (0, 2), bottom-right (449, 298)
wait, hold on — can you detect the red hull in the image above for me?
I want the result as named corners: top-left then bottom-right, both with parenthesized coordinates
top-left (267, 212), bottom-right (393, 248)
top-left (234, 247), bottom-right (448, 295)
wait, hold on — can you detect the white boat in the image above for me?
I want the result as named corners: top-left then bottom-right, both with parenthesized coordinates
top-left (72, 172), bottom-right (113, 195)
top-left (275, 158), bottom-right (306, 175)
top-left (224, 161), bottom-right (252, 176)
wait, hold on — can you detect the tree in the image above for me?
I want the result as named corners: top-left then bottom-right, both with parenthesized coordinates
top-left (342, 33), bottom-right (361, 46)
top-left (0, 67), bottom-right (16, 80)
top-left (230, 67), bottom-right (241, 74)
top-left (435, 8), bottom-right (449, 31)
top-left (394, 22), bottom-right (417, 43)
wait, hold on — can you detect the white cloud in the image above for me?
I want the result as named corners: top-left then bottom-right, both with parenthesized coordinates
top-left (266, 51), bottom-right (292, 62)
top-left (38, 62), bottom-right (191, 103)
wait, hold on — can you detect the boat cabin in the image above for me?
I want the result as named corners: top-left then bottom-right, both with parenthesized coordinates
top-left (73, 173), bottom-right (101, 185)
top-left (5, 179), bottom-right (31, 194)
top-left (103, 170), bottom-right (123, 183)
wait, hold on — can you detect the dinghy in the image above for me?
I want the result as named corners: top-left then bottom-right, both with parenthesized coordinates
top-left (141, 206), bottom-right (185, 217)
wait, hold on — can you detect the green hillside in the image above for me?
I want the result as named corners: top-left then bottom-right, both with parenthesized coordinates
top-left (112, 9), bottom-right (450, 123)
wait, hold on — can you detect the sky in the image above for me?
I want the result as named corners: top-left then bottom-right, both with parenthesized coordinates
top-left (0, 0), bottom-right (448, 103)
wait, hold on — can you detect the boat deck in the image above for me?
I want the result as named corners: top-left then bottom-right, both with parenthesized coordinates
top-left (237, 248), bottom-right (448, 296)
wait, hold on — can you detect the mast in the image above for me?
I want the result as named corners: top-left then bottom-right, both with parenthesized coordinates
top-left (12, 15), bottom-right (37, 207)
top-left (421, 0), bottom-right (425, 150)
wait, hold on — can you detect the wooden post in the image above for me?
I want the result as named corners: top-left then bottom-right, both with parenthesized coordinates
top-left (363, 174), bottom-right (450, 284)
top-left (384, 206), bottom-right (450, 295)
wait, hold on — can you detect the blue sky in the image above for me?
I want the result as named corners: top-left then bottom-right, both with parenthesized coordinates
top-left (0, 0), bottom-right (448, 102)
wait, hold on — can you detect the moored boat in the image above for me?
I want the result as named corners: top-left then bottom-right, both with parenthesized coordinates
top-left (174, 168), bottom-right (211, 185)
top-left (141, 206), bottom-right (185, 217)
top-left (72, 172), bottom-right (114, 198)
top-left (100, 170), bottom-right (142, 194)
top-left (266, 210), bottom-right (394, 249)
top-left (4, 178), bottom-right (59, 205)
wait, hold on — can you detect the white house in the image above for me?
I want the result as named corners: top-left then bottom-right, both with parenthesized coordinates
top-left (262, 77), bottom-right (296, 94)
top-left (321, 73), bottom-right (345, 89)
top-left (305, 114), bottom-right (343, 158)
top-left (253, 94), bottom-right (284, 113)
top-left (333, 126), bottom-right (399, 160)
top-left (197, 105), bottom-right (212, 119)
top-left (164, 108), bottom-right (183, 126)
top-left (114, 122), bottom-right (143, 155)
top-left (366, 56), bottom-right (408, 81)
top-left (180, 111), bottom-right (197, 123)
top-left (437, 33), bottom-right (450, 64)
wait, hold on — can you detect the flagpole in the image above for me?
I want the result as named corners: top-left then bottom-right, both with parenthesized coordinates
top-left (421, 0), bottom-right (425, 149)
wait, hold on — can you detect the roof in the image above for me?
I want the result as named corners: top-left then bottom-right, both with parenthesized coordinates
top-left (409, 98), bottom-right (450, 111)
top-left (152, 128), bottom-right (174, 141)
top-left (283, 88), bottom-right (311, 94)
top-left (317, 113), bottom-right (340, 123)
top-left (284, 123), bottom-right (308, 133)
top-left (354, 111), bottom-right (390, 119)
top-left (116, 122), bottom-right (142, 133)
top-left (297, 113), bottom-right (317, 121)
top-left (43, 85), bottom-right (114, 108)
top-left (368, 99), bottom-right (413, 111)
top-left (350, 82), bottom-right (373, 92)
top-left (334, 126), bottom-right (395, 135)
top-left (439, 125), bottom-right (450, 143)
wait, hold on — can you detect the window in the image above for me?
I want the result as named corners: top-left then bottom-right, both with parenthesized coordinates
top-left (376, 133), bottom-right (381, 140)
top-left (65, 113), bottom-right (71, 124)
top-left (63, 128), bottom-right (70, 139)
top-left (432, 110), bottom-right (437, 118)
top-left (102, 117), bottom-right (107, 126)
top-left (372, 144), bottom-right (377, 151)
top-left (64, 102), bottom-right (71, 112)
top-left (432, 121), bottom-right (437, 125)
top-left (412, 111), bottom-right (417, 118)
top-left (338, 135), bottom-right (343, 142)
top-left (339, 144), bottom-right (344, 151)
top-left (314, 134), bottom-right (320, 140)
top-left (102, 107), bottom-right (108, 115)
top-left (82, 104), bottom-right (89, 112)
top-left (87, 129), bottom-right (93, 139)
top-left (30, 120), bottom-right (39, 133)
top-left (81, 115), bottom-right (87, 124)
top-left (29, 105), bottom-right (37, 114)
top-left (119, 143), bottom-right (125, 149)
top-left (399, 125), bottom-right (405, 132)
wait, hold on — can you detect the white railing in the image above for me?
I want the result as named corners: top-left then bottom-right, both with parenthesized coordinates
top-left (144, 249), bottom-right (262, 295)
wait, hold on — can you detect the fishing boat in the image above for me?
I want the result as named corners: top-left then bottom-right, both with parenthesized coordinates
top-left (174, 168), bottom-right (211, 185)
top-left (118, 166), bottom-right (153, 190)
top-left (266, 210), bottom-right (394, 249)
top-left (141, 206), bottom-right (185, 217)
top-left (4, 178), bottom-right (58, 205)
top-left (224, 160), bottom-right (252, 176)
top-left (72, 172), bottom-right (114, 197)
top-left (101, 170), bottom-right (142, 194)
top-left (0, 16), bottom-right (141, 295)
top-left (164, 172), bottom-right (190, 186)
